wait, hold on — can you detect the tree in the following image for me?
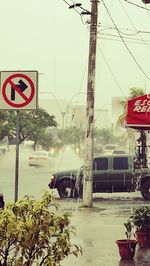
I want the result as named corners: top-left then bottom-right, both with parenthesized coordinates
top-left (117, 87), bottom-right (145, 127)
top-left (117, 87), bottom-right (145, 153)
top-left (0, 108), bottom-right (57, 147)
top-left (39, 132), bottom-right (55, 151)
top-left (94, 128), bottom-right (115, 145)
top-left (0, 192), bottom-right (82, 265)
top-left (57, 127), bottom-right (85, 146)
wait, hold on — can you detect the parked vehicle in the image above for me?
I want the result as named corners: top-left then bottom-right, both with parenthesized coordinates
top-left (28, 150), bottom-right (52, 167)
top-left (112, 150), bottom-right (126, 154)
top-left (48, 154), bottom-right (150, 199)
top-left (104, 144), bottom-right (118, 154)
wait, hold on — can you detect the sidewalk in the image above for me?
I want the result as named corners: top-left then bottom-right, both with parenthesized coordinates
top-left (60, 198), bottom-right (150, 266)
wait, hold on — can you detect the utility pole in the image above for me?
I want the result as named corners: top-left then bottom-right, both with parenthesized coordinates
top-left (83, 0), bottom-right (99, 207)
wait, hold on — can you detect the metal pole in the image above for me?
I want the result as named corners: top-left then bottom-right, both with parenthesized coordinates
top-left (83, 0), bottom-right (99, 207)
top-left (15, 111), bottom-right (20, 202)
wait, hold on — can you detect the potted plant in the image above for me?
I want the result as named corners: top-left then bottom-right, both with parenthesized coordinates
top-left (116, 220), bottom-right (137, 259)
top-left (129, 205), bottom-right (150, 248)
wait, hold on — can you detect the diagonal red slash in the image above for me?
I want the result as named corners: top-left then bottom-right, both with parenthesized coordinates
top-left (8, 79), bottom-right (29, 102)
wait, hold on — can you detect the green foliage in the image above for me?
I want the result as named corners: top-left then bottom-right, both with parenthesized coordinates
top-left (124, 220), bottom-right (133, 240)
top-left (0, 192), bottom-right (82, 265)
top-left (94, 128), bottom-right (118, 145)
top-left (39, 132), bottom-right (55, 151)
top-left (0, 107), bottom-right (57, 145)
top-left (57, 127), bottom-right (85, 146)
top-left (94, 128), bottom-right (112, 144)
top-left (129, 206), bottom-right (150, 232)
top-left (117, 87), bottom-right (145, 127)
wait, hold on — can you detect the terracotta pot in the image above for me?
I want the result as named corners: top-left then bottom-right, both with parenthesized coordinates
top-left (136, 231), bottom-right (150, 248)
top-left (116, 240), bottom-right (137, 259)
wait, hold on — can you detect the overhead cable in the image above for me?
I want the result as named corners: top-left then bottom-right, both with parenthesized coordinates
top-left (98, 33), bottom-right (150, 45)
top-left (98, 25), bottom-right (150, 35)
top-left (123, 0), bottom-right (150, 11)
top-left (101, 0), bottom-right (150, 81)
top-left (97, 41), bottom-right (127, 99)
top-left (119, 0), bottom-right (150, 50)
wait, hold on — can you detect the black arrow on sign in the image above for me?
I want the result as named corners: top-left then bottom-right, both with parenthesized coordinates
top-left (11, 79), bottom-right (28, 101)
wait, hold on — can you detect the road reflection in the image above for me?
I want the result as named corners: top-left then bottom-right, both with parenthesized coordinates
top-left (118, 247), bottom-right (150, 266)
top-left (119, 259), bottom-right (136, 266)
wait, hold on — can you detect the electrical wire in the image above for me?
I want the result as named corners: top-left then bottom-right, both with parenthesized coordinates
top-left (146, 3), bottom-right (150, 20)
top-left (119, 0), bottom-right (150, 50)
top-left (97, 41), bottom-right (127, 99)
top-left (123, 0), bottom-right (150, 11)
top-left (99, 36), bottom-right (150, 45)
top-left (62, 0), bottom-right (91, 23)
top-left (98, 32), bottom-right (150, 45)
top-left (98, 25), bottom-right (150, 35)
top-left (70, 0), bottom-right (91, 13)
top-left (101, 0), bottom-right (150, 81)
top-left (62, 0), bottom-right (83, 16)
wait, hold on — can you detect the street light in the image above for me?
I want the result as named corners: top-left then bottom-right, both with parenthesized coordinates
top-left (40, 91), bottom-right (86, 129)
top-left (40, 91), bottom-right (67, 129)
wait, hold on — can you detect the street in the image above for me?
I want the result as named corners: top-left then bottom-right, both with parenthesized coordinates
top-left (0, 145), bottom-right (83, 202)
top-left (0, 144), bottom-right (145, 204)
top-left (1, 145), bottom-right (150, 265)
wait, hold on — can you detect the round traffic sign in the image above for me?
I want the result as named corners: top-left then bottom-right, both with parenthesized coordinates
top-left (2, 73), bottom-right (35, 108)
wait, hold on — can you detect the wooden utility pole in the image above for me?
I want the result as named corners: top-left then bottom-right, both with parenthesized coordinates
top-left (83, 0), bottom-right (99, 207)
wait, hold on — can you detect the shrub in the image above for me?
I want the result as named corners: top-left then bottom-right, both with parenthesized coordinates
top-left (0, 191), bottom-right (82, 265)
top-left (129, 205), bottom-right (150, 232)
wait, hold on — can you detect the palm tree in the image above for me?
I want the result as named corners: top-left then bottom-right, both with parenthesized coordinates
top-left (117, 87), bottom-right (145, 127)
top-left (117, 87), bottom-right (145, 154)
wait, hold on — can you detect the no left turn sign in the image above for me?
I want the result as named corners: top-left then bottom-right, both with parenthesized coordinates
top-left (0, 71), bottom-right (38, 110)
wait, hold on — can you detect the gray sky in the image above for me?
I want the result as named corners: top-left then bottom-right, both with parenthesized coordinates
top-left (0, 0), bottom-right (150, 109)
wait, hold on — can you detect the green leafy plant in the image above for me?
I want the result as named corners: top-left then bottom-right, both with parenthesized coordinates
top-left (124, 220), bottom-right (134, 240)
top-left (0, 191), bottom-right (82, 265)
top-left (129, 206), bottom-right (150, 232)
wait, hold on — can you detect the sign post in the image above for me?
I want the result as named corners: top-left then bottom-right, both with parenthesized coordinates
top-left (15, 111), bottom-right (20, 202)
top-left (0, 71), bottom-right (38, 202)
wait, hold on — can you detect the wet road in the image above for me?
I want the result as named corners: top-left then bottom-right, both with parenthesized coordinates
top-left (1, 146), bottom-right (150, 265)
top-left (58, 197), bottom-right (150, 266)
top-left (0, 145), bottom-right (83, 202)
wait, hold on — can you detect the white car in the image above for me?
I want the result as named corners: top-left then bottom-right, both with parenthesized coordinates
top-left (28, 150), bottom-right (52, 167)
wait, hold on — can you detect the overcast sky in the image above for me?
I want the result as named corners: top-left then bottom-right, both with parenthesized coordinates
top-left (0, 0), bottom-right (150, 109)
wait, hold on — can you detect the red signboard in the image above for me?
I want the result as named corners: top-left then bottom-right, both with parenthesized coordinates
top-left (126, 94), bottom-right (150, 129)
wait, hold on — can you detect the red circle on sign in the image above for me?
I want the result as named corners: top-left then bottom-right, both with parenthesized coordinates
top-left (2, 73), bottom-right (35, 108)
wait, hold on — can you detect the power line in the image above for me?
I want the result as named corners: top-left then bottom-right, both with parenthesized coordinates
top-left (101, 0), bottom-right (150, 81)
top-left (119, 0), bottom-right (150, 50)
top-left (123, 0), bottom-right (150, 11)
top-left (99, 36), bottom-right (150, 45)
top-left (62, 0), bottom-right (92, 24)
top-left (98, 25), bottom-right (150, 35)
top-left (97, 41), bottom-right (127, 99)
top-left (62, 0), bottom-right (82, 16)
top-left (98, 32), bottom-right (150, 44)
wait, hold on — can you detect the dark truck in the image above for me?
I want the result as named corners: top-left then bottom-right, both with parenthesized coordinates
top-left (48, 154), bottom-right (150, 200)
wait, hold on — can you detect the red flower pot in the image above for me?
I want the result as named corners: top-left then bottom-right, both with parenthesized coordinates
top-left (136, 231), bottom-right (150, 248)
top-left (116, 240), bottom-right (137, 259)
